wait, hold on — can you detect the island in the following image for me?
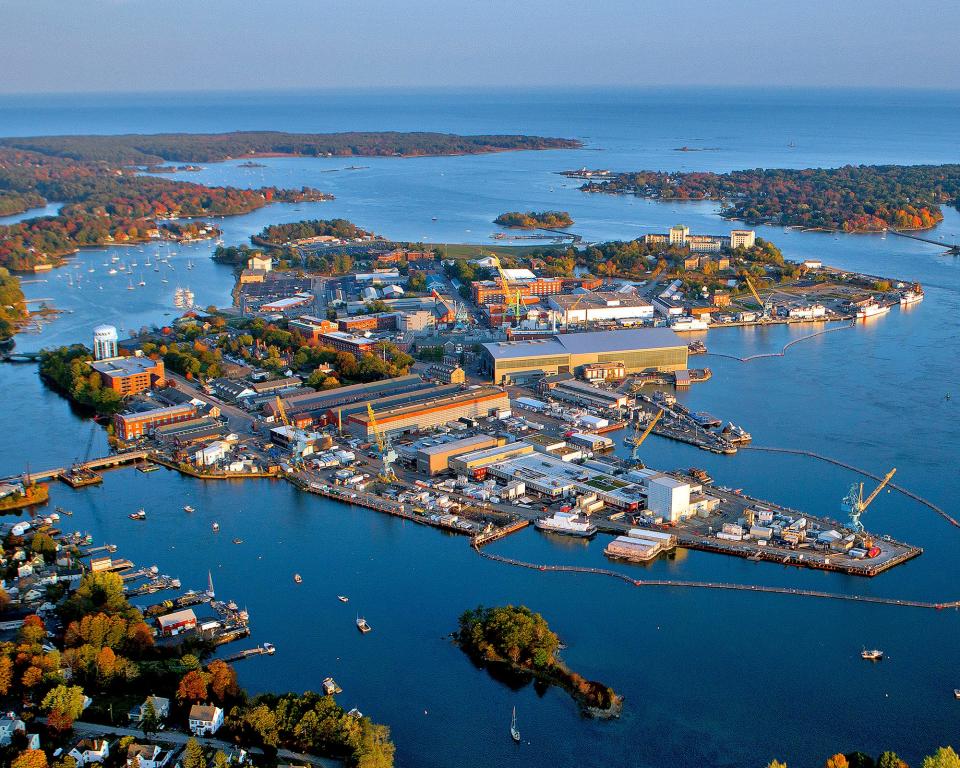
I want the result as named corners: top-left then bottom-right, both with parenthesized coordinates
top-left (456, 605), bottom-right (622, 718)
top-left (0, 130), bottom-right (582, 164)
top-left (494, 210), bottom-right (574, 229)
top-left (568, 163), bottom-right (960, 232)
top-left (252, 218), bottom-right (377, 247)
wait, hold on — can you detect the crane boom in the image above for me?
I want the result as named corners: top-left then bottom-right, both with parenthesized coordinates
top-left (635, 410), bottom-right (662, 448)
top-left (862, 468), bottom-right (897, 510)
top-left (491, 256), bottom-right (521, 322)
top-left (367, 403), bottom-right (388, 454)
top-left (743, 274), bottom-right (764, 309)
top-left (274, 396), bottom-right (290, 428)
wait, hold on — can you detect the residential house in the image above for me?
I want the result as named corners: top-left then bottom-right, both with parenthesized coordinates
top-left (188, 703), bottom-right (224, 736)
top-left (68, 738), bottom-right (110, 766)
top-left (128, 694), bottom-right (171, 725)
top-left (126, 743), bottom-right (171, 768)
top-left (0, 717), bottom-right (25, 746)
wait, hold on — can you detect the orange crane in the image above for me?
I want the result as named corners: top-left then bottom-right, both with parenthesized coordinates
top-left (367, 403), bottom-right (397, 482)
top-left (842, 468), bottom-right (897, 534)
top-left (626, 410), bottom-right (662, 466)
top-left (491, 256), bottom-right (523, 324)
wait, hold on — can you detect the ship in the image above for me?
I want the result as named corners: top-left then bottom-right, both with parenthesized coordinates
top-left (356, 616), bottom-right (372, 633)
top-left (129, 509), bottom-right (147, 521)
top-left (861, 648), bottom-right (884, 660)
top-left (174, 287), bottom-right (186, 308)
top-left (900, 288), bottom-right (923, 306)
top-left (856, 302), bottom-right (891, 319)
top-left (670, 317), bottom-right (710, 332)
top-left (720, 422), bottom-right (752, 443)
top-left (535, 510), bottom-right (597, 538)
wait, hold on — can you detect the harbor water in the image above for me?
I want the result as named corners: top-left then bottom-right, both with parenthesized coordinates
top-left (1, 88), bottom-right (958, 767)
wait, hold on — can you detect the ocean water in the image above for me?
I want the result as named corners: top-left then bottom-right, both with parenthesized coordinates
top-left (1, 88), bottom-right (959, 767)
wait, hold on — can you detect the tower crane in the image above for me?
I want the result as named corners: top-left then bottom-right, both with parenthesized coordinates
top-left (367, 403), bottom-right (398, 483)
top-left (491, 256), bottom-right (523, 325)
top-left (626, 409), bottom-right (662, 466)
top-left (563, 290), bottom-right (591, 329)
top-left (841, 468), bottom-right (897, 533)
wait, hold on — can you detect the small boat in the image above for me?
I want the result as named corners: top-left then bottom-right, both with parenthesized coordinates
top-left (263, 642), bottom-right (276, 654)
top-left (130, 509), bottom-right (147, 521)
top-left (337, 595), bottom-right (349, 603)
top-left (510, 706), bottom-right (521, 743)
top-left (183, 505), bottom-right (195, 513)
top-left (108, 268), bottom-right (118, 275)
top-left (861, 648), bottom-right (884, 661)
top-left (233, 538), bottom-right (243, 545)
top-left (356, 616), bottom-right (372, 633)
top-left (212, 522), bottom-right (220, 532)
top-left (322, 676), bottom-right (342, 695)
top-left (294, 573), bottom-right (303, 584)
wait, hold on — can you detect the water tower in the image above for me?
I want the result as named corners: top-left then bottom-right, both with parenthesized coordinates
top-left (92, 324), bottom-right (119, 360)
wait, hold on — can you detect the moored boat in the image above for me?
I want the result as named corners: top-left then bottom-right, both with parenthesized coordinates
top-left (356, 616), bottom-right (371, 633)
top-left (535, 510), bottom-right (597, 538)
top-left (861, 648), bottom-right (884, 660)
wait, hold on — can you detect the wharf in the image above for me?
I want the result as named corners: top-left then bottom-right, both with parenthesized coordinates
top-left (224, 645), bottom-right (274, 663)
top-left (472, 519), bottom-right (530, 547)
top-left (59, 467), bottom-right (103, 488)
top-left (0, 449), bottom-right (152, 486)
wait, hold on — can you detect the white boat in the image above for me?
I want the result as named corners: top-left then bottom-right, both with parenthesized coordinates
top-left (183, 505), bottom-right (195, 513)
top-left (670, 317), bottom-right (710, 332)
top-left (900, 289), bottom-right (923, 306)
top-left (861, 648), bottom-right (884, 660)
top-left (337, 595), bottom-right (349, 603)
top-left (856, 302), bottom-right (891, 319)
top-left (294, 573), bottom-right (303, 584)
top-left (129, 509), bottom-right (146, 521)
top-left (535, 510), bottom-right (597, 538)
top-left (212, 522), bottom-right (220, 532)
top-left (263, 642), bottom-right (276, 654)
top-left (511, 707), bottom-right (521, 743)
top-left (954, 689), bottom-right (960, 700)
top-left (108, 268), bottom-right (118, 275)
top-left (356, 616), bottom-right (371, 633)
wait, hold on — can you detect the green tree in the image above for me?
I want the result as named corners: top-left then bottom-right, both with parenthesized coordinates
top-left (356, 721), bottom-right (395, 768)
top-left (877, 753), bottom-right (908, 768)
top-left (182, 738), bottom-right (206, 768)
top-left (41, 684), bottom-right (86, 721)
top-left (141, 697), bottom-right (161, 739)
top-left (211, 752), bottom-right (229, 768)
top-left (923, 748), bottom-right (960, 768)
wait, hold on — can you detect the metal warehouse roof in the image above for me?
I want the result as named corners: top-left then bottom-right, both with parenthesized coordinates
top-left (484, 327), bottom-right (684, 360)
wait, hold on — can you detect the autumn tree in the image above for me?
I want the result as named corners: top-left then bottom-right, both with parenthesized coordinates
top-left (0, 655), bottom-right (12, 695)
top-left (141, 697), bottom-right (161, 739)
top-left (12, 750), bottom-right (48, 768)
top-left (41, 685), bottom-right (87, 722)
top-left (48, 706), bottom-right (75, 734)
top-left (923, 747), bottom-right (960, 768)
top-left (877, 752), bottom-right (908, 768)
top-left (207, 659), bottom-right (239, 703)
top-left (182, 738), bottom-right (206, 768)
top-left (827, 756), bottom-right (850, 768)
top-left (177, 669), bottom-right (210, 703)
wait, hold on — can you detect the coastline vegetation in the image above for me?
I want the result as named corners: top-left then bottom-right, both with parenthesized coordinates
top-left (494, 210), bottom-right (574, 229)
top-left (38, 344), bottom-right (124, 414)
top-left (0, 131), bottom-right (581, 165)
top-left (0, 267), bottom-right (27, 342)
top-left (578, 164), bottom-right (960, 231)
top-left (456, 605), bottom-right (621, 717)
top-left (768, 746), bottom-right (960, 768)
top-left (253, 218), bottom-right (375, 246)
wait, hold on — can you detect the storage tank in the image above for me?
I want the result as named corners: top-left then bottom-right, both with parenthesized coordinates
top-left (92, 324), bottom-right (119, 360)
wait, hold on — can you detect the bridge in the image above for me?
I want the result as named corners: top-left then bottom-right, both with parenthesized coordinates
top-left (1, 351), bottom-right (41, 364)
top-left (0, 449), bottom-right (152, 486)
top-left (889, 229), bottom-right (960, 255)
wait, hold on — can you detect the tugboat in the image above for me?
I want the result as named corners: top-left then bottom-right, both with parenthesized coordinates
top-left (356, 616), bottom-right (372, 633)
top-left (129, 509), bottom-right (147, 521)
top-left (510, 706), bottom-right (521, 743)
top-left (861, 648), bottom-right (884, 661)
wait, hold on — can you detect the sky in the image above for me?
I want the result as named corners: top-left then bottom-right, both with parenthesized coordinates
top-left (2, 0), bottom-right (958, 94)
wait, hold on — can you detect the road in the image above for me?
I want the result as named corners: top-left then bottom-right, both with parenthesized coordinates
top-left (164, 371), bottom-right (256, 434)
top-left (67, 719), bottom-right (341, 767)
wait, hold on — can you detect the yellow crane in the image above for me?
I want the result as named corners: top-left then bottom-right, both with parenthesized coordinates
top-left (742, 274), bottom-right (769, 315)
top-left (491, 256), bottom-right (522, 324)
top-left (626, 410), bottom-right (662, 466)
top-left (564, 290), bottom-right (591, 328)
top-left (366, 403), bottom-right (397, 482)
top-left (842, 468), bottom-right (897, 533)
top-left (274, 396), bottom-right (290, 428)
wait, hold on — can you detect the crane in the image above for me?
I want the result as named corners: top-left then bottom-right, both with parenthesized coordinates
top-left (841, 468), bottom-right (897, 533)
top-left (491, 256), bottom-right (522, 324)
top-left (366, 403), bottom-right (398, 483)
top-left (274, 396), bottom-right (308, 469)
top-left (742, 274), bottom-right (772, 317)
top-left (563, 290), bottom-right (591, 329)
top-left (626, 410), bottom-right (662, 466)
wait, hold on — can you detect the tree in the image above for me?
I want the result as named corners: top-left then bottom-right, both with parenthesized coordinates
top-left (0, 655), bottom-right (12, 695)
top-left (208, 659), bottom-right (239, 703)
top-left (923, 747), bottom-right (960, 768)
top-left (827, 756), bottom-right (850, 768)
top-left (12, 750), bottom-right (48, 768)
top-left (41, 685), bottom-right (87, 722)
top-left (177, 669), bottom-right (210, 703)
top-left (21, 666), bottom-right (43, 689)
top-left (877, 752), bottom-right (908, 768)
top-left (52, 757), bottom-right (77, 768)
top-left (0, 585), bottom-right (9, 612)
top-left (357, 721), bottom-right (395, 768)
top-left (211, 752), bottom-right (229, 768)
top-left (47, 708), bottom-right (75, 735)
top-left (767, 762), bottom-right (787, 768)
top-left (182, 738), bottom-right (206, 768)
top-left (241, 704), bottom-right (279, 748)
top-left (141, 697), bottom-right (161, 739)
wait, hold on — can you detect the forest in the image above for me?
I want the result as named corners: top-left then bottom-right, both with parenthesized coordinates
top-left (0, 147), bottom-right (330, 270)
top-left (0, 268), bottom-right (26, 341)
top-left (494, 210), bottom-right (574, 228)
top-left (579, 164), bottom-right (960, 231)
top-left (0, 131), bottom-right (581, 165)
top-left (254, 218), bottom-right (375, 245)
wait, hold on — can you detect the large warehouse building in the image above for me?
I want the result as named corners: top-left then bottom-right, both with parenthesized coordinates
top-left (481, 328), bottom-right (688, 384)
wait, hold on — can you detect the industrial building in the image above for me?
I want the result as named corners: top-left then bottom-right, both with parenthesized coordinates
top-left (89, 355), bottom-right (165, 395)
top-left (266, 375), bottom-right (425, 419)
top-left (541, 378), bottom-right (630, 409)
top-left (448, 441), bottom-right (536, 478)
top-left (481, 327), bottom-right (688, 384)
top-left (547, 292), bottom-right (654, 326)
top-left (345, 387), bottom-right (510, 439)
top-left (114, 403), bottom-right (198, 441)
top-left (415, 435), bottom-right (502, 475)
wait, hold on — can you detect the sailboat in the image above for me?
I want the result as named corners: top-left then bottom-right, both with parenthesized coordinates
top-left (127, 277), bottom-right (135, 291)
top-left (510, 707), bottom-right (520, 743)
top-left (138, 272), bottom-right (146, 287)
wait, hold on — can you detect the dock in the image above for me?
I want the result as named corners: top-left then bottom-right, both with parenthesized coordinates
top-left (0, 449), bottom-right (152, 486)
top-left (472, 519), bottom-right (530, 547)
top-left (223, 644), bottom-right (275, 663)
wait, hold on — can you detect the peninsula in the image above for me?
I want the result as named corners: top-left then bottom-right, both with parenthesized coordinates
top-left (457, 605), bottom-right (622, 718)
top-left (494, 210), bottom-right (574, 229)
top-left (567, 164), bottom-right (960, 232)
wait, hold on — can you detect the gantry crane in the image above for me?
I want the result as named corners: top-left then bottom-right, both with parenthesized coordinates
top-left (627, 410), bottom-right (662, 466)
top-left (842, 468), bottom-right (897, 533)
top-left (367, 403), bottom-right (398, 483)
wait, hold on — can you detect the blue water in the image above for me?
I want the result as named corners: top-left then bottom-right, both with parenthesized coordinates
top-left (1, 88), bottom-right (959, 767)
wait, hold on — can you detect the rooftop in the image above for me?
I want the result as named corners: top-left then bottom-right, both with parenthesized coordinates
top-left (89, 355), bottom-right (160, 378)
top-left (483, 327), bottom-right (684, 360)
top-left (549, 291), bottom-right (653, 310)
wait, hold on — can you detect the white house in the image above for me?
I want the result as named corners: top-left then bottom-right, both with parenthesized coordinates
top-left (0, 717), bottom-right (25, 746)
top-left (127, 743), bottom-right (172, 768)
top-left (68, 738), bottom-right (110, 766)
top-left (128, 694), bottom-right (170, 724)
top-left (188, 703), bottom-right (224, 736)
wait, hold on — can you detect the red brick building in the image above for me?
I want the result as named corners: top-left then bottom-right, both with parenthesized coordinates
top-left (89, 356), bottom-right (165, 396)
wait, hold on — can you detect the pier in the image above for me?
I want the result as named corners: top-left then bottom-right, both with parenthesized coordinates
top-left (224, 645), bottom-right (275, 663)
top-left (473, 547), bottom-right (960, 610)
top-left (0, 449), bottom-right (152, 485)
top-left (888, 229), bottom-right (960, 254)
